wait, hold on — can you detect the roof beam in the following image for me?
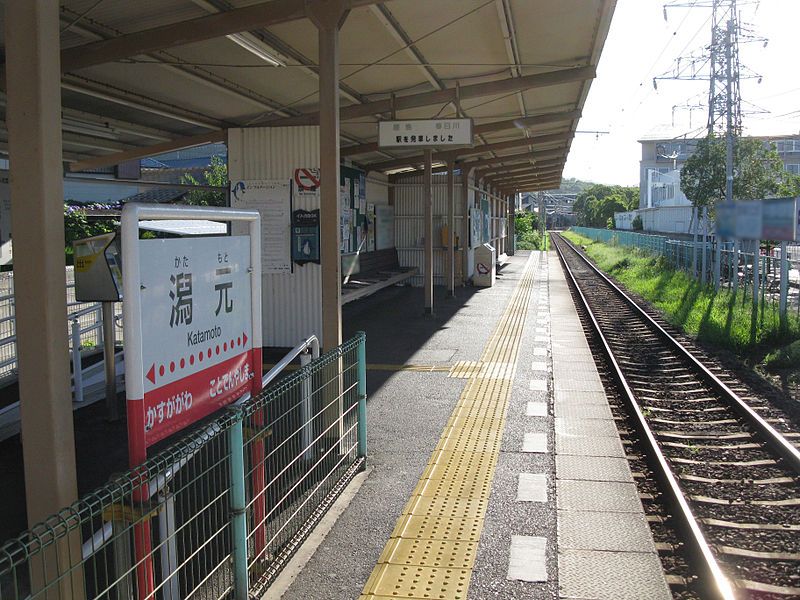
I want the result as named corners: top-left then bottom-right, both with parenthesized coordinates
top-left (190, 0), bottom-right (365, 105)
top-left (500, 181), bottom-right (560, 194)
top-left (368, 4), bottom-right (444, 92)
top-left (478, 159), bottom-right (562, 178)
top-left (62, 77), bottom-right (224, 130)
top-left (341, 109), bottom-right (580, 157)
top-left (489, 170), bottom-right (562, 186)
top-left (455, 148), bottom-right (567, 171)
top-left (266, 66), bottom-right (595, 126)
top-left (61, 0), bottom-right (383, 73)
top-left (368, 132), bottom-right (572, 173)
top-left (67, 67), bottom-right (590, 171)
top-left (496, 179), bottom-right (562, 192)
top-left (68, 130), bottom-right (226, 172)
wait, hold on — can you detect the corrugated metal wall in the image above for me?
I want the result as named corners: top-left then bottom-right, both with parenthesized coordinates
top-left (228, 127), bottom-right (322, 348)
top-left (639, 206), bottom-right (695, 235)
top-left (366, 174), bottom-right (389, 206)
top-left (394, 175), bottom-right (466, 286)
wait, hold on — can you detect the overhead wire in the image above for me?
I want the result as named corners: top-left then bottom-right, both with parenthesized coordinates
top-left (61, 0), bottom-right (106, 33)
top-left (245, 0), bottom-right (516, 124)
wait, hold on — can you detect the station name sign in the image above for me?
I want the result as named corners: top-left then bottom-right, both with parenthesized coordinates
top-left (378, 118), bottom-right (473, 148)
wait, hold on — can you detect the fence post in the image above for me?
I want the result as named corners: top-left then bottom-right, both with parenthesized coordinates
top-left (300, 351), bottom-right (313, 460)
top-left (228, 410), bottom-right (249, 599)
top-left (71, 318), bottom-right (84, 403)
top-left (357, 332), bottom-right (367, 460)
top-left (157, 493), bottom-right (180, 600)
top-left (780, 241), bottom-right (789, 322)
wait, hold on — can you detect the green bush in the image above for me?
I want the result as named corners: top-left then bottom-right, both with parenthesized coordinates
top-left (764, 340), bottom-right (800, 371)
top-left (632, 215), bottom-right (643, 231)
top-left (515, 211), bottom-right (543, 250)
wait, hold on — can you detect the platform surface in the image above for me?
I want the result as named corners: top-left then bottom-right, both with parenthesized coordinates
top-left (274, 250), bottom-right (670, 600)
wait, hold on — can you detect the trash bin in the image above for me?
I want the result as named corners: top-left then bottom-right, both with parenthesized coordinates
top-left (474, 243), bottom-right (496, 287)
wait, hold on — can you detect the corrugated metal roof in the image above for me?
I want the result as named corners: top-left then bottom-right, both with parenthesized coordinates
top-left (2, 0), bottom-right (617, 191)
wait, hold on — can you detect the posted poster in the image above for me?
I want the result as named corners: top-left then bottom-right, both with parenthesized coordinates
top-left (230, 179), bottom-right (291, 273)
top-left (341, 207), bottom-right (353, 252)
top-left (367, 203), bottom-right (376, 251)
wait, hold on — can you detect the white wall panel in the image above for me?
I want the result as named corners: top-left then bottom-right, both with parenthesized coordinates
top-left (366, 173), bottom-right (389, 206)
top-left (228, 127), bottom-right (322, 348)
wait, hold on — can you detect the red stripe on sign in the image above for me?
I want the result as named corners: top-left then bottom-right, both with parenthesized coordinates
top-left (143, 351), bottom-right (255, 447)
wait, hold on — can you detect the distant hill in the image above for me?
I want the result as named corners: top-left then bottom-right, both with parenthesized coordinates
top-left (554, 178), bottom-right (596, 194)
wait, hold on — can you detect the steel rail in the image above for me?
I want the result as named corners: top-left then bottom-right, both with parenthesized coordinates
top-left (555, 233), bottom-right (800, 475)
top-left (552, 232), bottom-right (736, 600)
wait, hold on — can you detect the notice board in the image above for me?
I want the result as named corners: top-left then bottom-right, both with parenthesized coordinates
top-left (230, 179), bottom-right (292, 273)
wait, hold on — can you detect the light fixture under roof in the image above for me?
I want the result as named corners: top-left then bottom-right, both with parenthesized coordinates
top-left (226, 32), bottom-right (286, 67)
top-left (190, 0), bottom-right (285, 67)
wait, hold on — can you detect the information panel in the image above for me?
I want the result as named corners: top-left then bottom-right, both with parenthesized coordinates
top-left (231, 179), bottom-right (291, 273)
top-left (137, 236), bottom-right (254, 447)
top-left (378, 118), bottom-right (473, 148)
top-left (762, 197), bottom-right (798, 241)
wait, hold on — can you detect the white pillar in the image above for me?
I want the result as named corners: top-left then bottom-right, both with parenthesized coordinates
top-left (424, 150), bottom-right (434, 313)
top-left (7, 0), bottom-right (79, 526)
top-left (447, 161), bottom-right (455, 296)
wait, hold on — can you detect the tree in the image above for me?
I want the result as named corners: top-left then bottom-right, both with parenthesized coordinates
top-left (680, 135), bottom-right (785, 211)
top-left (514, 211), bottom-right (543, 250)
top-left (181, 155), bottom-right (228, 206)
top-left (574, 184), bottom-right (639, 227)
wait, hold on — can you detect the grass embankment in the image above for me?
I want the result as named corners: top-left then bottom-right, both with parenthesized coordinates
top-left (561, 231), bottom-right (800, 388)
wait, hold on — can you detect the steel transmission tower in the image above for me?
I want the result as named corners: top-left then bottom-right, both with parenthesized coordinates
top-left (707, 0), bottom-right (742, 138)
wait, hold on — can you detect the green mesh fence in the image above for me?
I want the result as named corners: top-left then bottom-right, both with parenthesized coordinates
top-left (0, 332), bottom-right (366, 600)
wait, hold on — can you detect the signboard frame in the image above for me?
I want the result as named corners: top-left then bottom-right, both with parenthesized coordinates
top-left (121, 203), bottom-right (263, 465)
top-left (378, 118), bottom-right (474, 148)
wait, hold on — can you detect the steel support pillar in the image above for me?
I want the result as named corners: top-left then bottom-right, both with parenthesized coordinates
top-left (447, 161), bottom-right (455, 296)
top-left (424, 149), bottom-right (434, 313)
top-left (461, 168), bottom-right (471, 285)
top-left (308, 0), bottom-right (348, 350)
top-left (7, 1), bottom-right (85, 597)
top-left (508, 195), bottom-right (516, 255)
top-left (7, 0), bottom-right (79, 526)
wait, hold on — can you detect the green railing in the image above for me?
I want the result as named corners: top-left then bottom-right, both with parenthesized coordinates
top-left (570, 227), bottom-right (800, 313)
top-left (571, 227), bottom-right (671, 255)
top-left (0, 332), bottom-right (367, 600)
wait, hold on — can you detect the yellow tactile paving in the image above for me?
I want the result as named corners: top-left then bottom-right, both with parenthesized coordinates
top-left (360, 254), bottom-right (537, 600)
top-left (390, 514), bottom-right (485, 543)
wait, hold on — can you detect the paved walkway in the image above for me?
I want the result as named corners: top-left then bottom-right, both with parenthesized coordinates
top-left (269, 250), bottom-right (670, 600)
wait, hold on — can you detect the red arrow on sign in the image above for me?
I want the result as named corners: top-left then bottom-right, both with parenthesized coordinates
top-left (146, 364), bottom-right (156, 384)
top-left (242, 332), bottom-right (248, 347)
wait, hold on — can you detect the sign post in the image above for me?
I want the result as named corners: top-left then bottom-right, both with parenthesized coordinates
top-left (121, 204), bottom-right (262, 599)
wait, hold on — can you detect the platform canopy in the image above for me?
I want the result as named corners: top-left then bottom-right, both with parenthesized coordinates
top-left (0, 0), bottom-right (614, 194)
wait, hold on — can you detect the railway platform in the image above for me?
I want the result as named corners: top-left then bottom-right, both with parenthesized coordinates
top-left (271, 250), bottom-right (671, 600)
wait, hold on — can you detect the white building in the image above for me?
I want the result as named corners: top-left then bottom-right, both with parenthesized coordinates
top-left (615, 135), bottom-right (800, 233)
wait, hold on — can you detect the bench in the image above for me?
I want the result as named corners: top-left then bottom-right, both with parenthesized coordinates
top-left (341, 248), bottom-right (418, 304)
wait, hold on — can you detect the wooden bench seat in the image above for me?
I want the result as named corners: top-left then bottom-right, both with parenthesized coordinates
top-left (341, 248), bottom-right (417, 304)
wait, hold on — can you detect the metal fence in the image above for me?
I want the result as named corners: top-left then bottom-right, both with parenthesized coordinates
top-left (0, 332), bottom-right (367, 600)
top-left (0, 268), bottom-right (123, 384)
top-left (572, 227), bottom-right (800, 314)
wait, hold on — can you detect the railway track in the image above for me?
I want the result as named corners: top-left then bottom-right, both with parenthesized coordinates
top-left (551, 233), bottom-right (800, 600)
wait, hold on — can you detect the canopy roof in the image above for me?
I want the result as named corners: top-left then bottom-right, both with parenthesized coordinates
top-left (1, 0), bottom-right (616, 192)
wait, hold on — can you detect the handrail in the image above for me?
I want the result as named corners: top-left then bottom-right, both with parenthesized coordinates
top-left (262, 335), bottom-right (320, 389)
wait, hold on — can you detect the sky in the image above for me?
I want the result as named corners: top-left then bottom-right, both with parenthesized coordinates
top-left (562, 0), bottom-right (800, 186)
